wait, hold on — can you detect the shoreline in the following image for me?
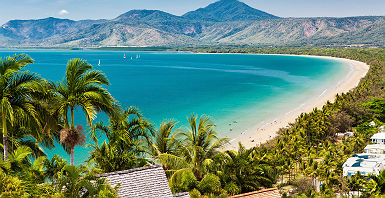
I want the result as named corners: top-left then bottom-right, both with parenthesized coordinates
top-left (222, 54), bottom-right (370, 150)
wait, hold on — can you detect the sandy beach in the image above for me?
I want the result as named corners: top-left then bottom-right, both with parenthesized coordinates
top-left (226, 55), bottom-right (370, 150)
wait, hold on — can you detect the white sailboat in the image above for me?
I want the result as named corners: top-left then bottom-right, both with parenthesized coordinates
top-left (98, 59), bottom-right (101, 66)
top-left (123, 53), bottom-right (126, 59)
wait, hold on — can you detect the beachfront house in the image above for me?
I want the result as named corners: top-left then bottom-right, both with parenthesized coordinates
top-left (343, 154), bottom-right (385, 177)
top-left (342, 131), bottom-right (385, 177)
top-left (364, 144), bottom-right (385, 154)
top-left (98, 165), bottom-right (190, 198)
top-left (371, 133), bottom-right (385, 144)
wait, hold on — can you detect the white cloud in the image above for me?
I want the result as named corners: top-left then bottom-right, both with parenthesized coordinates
top-left (58, 9), bottom-right (69, 15)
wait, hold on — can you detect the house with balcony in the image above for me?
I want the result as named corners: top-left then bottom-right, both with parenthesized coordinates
top-left (343, 154), bottom-right (385, 176)
top-left (343, 129), bottom-right (385, 177)
top-left (371, 132), bottom-right (385, 144)
top-left (364, 144), bottom-right (385, 154)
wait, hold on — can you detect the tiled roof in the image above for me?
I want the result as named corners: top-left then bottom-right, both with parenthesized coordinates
top-left (230, 188), bottom-right (281, 198)
top-left (173, 192), bottom-right (190, 198)
top-left (99, 165), bottom-right (189, 198)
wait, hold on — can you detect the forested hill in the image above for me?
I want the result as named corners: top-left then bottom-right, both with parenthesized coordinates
top-left (0, 0), bottom-right (384, 47)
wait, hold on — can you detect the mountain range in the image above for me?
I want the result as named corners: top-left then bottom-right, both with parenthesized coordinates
top-left (0, 0), bottom-right (384, 47)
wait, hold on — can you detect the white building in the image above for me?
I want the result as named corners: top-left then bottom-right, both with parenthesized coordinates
top-left (342, 131), bottom-right (385, 177)
top-left (343, 154), bottom-right (385, 176)
top-left (364, 144), bottom-right (385, 154)
top-left (370, 121), bottom-right (376, 127)
top-left (371, 133), bottom-right (385, 144)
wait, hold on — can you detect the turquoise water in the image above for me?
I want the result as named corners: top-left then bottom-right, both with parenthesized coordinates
top-left (0, 50), bottom-right (350, 164)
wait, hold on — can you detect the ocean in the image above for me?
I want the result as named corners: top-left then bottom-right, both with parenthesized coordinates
top-left (0, 49), bottom-right (349, 164)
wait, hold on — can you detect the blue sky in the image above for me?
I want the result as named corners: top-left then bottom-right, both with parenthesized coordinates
top-left (0, 0), bottom-right (384, 24)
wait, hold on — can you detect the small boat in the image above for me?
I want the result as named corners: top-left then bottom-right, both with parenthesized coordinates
top-left (131, 57), bottom-right (133, 60)
top-left (98, 59), bottom-right (101, 66)
top-left (136, 55), bottom-right (139, 59)
top-left (123, 53), bottom-right (126, 59)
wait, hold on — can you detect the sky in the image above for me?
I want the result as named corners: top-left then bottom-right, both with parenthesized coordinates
top-left (0, 0), bottom-right (384, 24)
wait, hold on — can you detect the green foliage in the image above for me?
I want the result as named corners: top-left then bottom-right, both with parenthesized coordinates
top-left (53, 58), bottom-right (116, 165)
top-left (294, 177), bottom-right (316, 195)
top-left (183, 0), bottom-right (278, 22)
top-left (27, 183), bottom-right (65, 198)
top-left (0, 172), bottom-right (29, 198)
top-left (224, 181), bottom-right (240, 196)
top-left (170, 169), bottom-right (198, 193)
top-left (190, 188), bottom-right (201, 198)
top-left (88, 107), bottom-right (152, 172)
top-left (45, 154), bottom-right (68, 181)
top-left (54, 165), bottom-right (118, 198)
top-left (213, 143), bottom-right (275, 194)
top-left (158, 114), bottom-right (229, 183)
top-left (363, 98), bottom-right (385, 122)
top-left (198, 174), bottom-right (221, 195)
top-left (0, 54), bottom-right (53, 161)
top-left (0, 146), bottom-right (34, 177)
top-left (149, 120), bottom-right (179, 156)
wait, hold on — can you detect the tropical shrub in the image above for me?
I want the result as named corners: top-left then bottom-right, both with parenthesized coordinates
top-left (224, 181), bottom-right (241, 196)
top-left (198, 174), bottom-right (222, 195)
top-left (189, 188), bottom-right (201, 198)
top-left (0, 172), bottom-right (28, 198)
top-left (170, 169), bottom-right (198, 193)
top-left (294, 177), bottom-right (316, 195)
top-left (88, 107), bottom-right (152, 172)
top-left (53, 165), bottom-right (118, 198)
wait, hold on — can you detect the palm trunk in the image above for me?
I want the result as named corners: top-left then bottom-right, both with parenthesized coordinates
top-left (70, 107), bottom-right (75, 129)
top-left (71, 147), bottom-right (75, 165)
top-left (70, 107), bottom-right (75, 166)
top-left (2, 115), bottom-right (8, 160)
top-left (281, 170), bottom-right (284, 183)
top-left (3, 134), bottom-right (7, 160)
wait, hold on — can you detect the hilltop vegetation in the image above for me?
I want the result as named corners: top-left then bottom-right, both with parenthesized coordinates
top-left (182, 0), bottom-right (279, 22)
top-left (0, 0), bottom-right (384, 47)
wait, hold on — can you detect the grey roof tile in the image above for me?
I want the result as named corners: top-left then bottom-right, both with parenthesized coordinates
top-left (99, 165), bottom-right (189, 198)
top-left (173, 192), bottom-right (190, 198)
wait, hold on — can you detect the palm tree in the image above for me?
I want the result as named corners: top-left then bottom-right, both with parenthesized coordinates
top-left (149, 120), bottom-right (179, 156)
top-left (0, 145), bottom-right (33, 174)
top-left (158, 114), bottom-right (229, 180)
top-left (53, 58), bottom-right (116, 165)
top-left (88, 107), bottom-right (153, 172)
top-left (0, 54), bottom-right (46, 160)
top-left (368, 169), bottom-right (385, 194)
top-left (214, 143), bottom-right (275, 194)
top-left (54, 164), bottom-right (118, 197)
top-left (60, 125), bottom-right (86, 165)
top-left (44, 154), bottom-right (67, 181)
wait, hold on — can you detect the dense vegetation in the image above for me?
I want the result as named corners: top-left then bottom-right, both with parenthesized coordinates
top-left (1, 47), bottom-right (385, 197)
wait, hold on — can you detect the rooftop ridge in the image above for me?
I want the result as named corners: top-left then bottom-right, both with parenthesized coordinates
top-left (231, 188), bottom-right (280, 198)
top-left (97, 164), bottom-right (162, 177)
top-left (173, 192), bottom-right (190, 197)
